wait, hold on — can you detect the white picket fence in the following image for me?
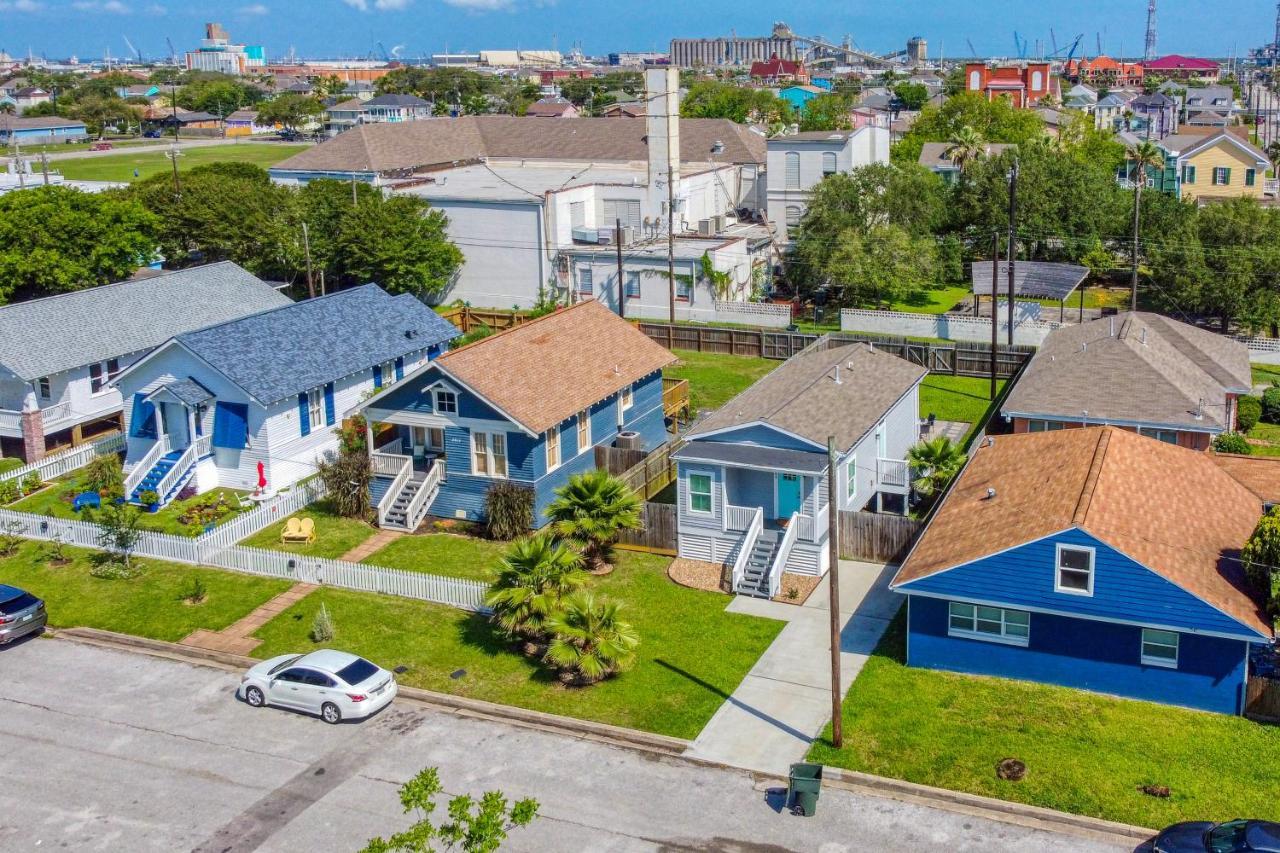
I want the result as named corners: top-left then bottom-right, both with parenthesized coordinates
top-left (194, 479), bottom-right (328, 550)
top-left (0, 433), bottom-right (126, 486)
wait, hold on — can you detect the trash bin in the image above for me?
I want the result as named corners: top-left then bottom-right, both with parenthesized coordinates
top-left (787, 762), bottom-right (823, 816)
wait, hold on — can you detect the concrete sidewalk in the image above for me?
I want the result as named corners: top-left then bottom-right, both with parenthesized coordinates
top-left (684, 560), bottom-right (899, 773)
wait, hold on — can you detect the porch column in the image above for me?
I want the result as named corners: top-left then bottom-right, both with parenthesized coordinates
top-left (20, 391), bottom-right (45, 463)
top-left (71, 423), bottom-right (84, 447)
top-left (188, 406), bottom-right (197, 445)
top-left (154, 401), bottom-right (167, 442)
top-left (365, 417), bottom-right (375, 455)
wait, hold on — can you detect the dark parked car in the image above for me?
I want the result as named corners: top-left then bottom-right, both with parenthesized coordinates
top-left (0, 585), bottom-right (46, 645)
top-left (142, 129), bottom-right (163, 138)
top-left (1154, 819), bottom-right (1280, 852)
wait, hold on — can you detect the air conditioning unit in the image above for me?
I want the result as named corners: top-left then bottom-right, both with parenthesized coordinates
top-left (710, 214), bottom-right (726, 233)
top-left (697, 218), bottom-right (714, 237)
top-left (615, 430), bottom-right (642, 451)
top-left (571, 226), bottom-right (598, 244)
top-left (617, 226), bottom-right (636, 245)
top-left (596, 228), bottom-right (615, 245)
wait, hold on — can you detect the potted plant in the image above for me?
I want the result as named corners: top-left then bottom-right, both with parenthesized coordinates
top-left (138, 490), bottom-right (160, 512)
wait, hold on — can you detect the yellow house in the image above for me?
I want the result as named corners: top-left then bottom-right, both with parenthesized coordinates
top-left (1160, 131), bottom-right (1271, 202)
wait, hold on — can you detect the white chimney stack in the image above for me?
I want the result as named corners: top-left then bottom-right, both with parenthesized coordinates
top-left (645, 67), bottom-right (681, 227)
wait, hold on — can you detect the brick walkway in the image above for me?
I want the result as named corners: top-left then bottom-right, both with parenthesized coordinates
top-left (340, 528), bottom-right (403, 562)
top-left (180, 583), bottom-right (318, 655)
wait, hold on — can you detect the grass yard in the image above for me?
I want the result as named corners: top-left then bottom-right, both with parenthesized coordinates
top-left (887, 284), bottom-right (971, 315)
top-left (0, 459), bottom-right (24, 475)
top-left (664, 348), bottom-right (778, 413)
top-left (239, 498), bottom-right (376, 560)
top-left (919, 374), bottom-right (1006, 448)
top-left (9, 472), bottom-right (251, 537)
top-left (363, 532), bottom-right (509, 582)
top-left (0, 541), bottom-right (290, 642)
top-left (251, 550), bottom-right (784, 738)
top-left (1253, 362), bottom-right (1280, 388)
top-left (55, 143), bottom-right (309, 182)
top-left (809, 611), bottom-right (1280, 828)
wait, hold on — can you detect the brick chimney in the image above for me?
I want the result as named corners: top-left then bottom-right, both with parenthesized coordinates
top-left (645, 67), bottom-right (681, 230)
top-left (20, 390), bottom-right (44, 463)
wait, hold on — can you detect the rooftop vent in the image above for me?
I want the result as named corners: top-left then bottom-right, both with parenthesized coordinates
top-left (985, 487), bottom-right (997, 500)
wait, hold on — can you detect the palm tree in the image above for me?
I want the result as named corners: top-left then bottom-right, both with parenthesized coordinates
top-left (943, 125), bottom-right (986, 175)
top-left (0, 102), bottom-right (14, 115)
top-left (545, 470), bottom-right (642, 573)
top-left (544, 592), bottom-right (640, 685)
top-left (907, 436), bottom-right (967, 498)
top-left (1125, 139), bottom-right (1165, 312)
top-left (485, 534), bottom-right (589, 641)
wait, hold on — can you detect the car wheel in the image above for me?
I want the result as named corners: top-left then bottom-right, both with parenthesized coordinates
top-left (245, 686), bottom-right (265, 707)
top-left (321, 702), bottom-right (341, 724)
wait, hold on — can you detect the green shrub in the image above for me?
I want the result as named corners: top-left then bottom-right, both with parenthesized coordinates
top-left (84, 453), bottom-right (124, 494)
top-left (1213, 433), bottom-right (1251, 455)
top-left (183, 576), bottom-right (207, 604)
top-left (1238, 395), bottom-right (1263, 432)
top-left (21, 472), bottom-right (42, 494)
top-left (139, 489), bottom-right (159, 506)
top-left (484, 481), bottom-right (535, 540)
top-left (1262, 387), bottom-right (1280, 424)
top-left (1242, 507), bottom-right (1280, 620)
top-left (0, 479), bottom-right (18, 505)
top-left (310, 602), bottom-right (336, 643)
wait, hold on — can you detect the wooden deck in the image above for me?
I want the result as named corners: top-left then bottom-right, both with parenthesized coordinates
top-left (662, 377), bottom-right (690, 420)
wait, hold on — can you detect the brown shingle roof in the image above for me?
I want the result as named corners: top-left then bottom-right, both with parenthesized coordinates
top-left (1211, 452), bottom-right (1280, 504)
top-left (893, 427), bottom-right (1270, 637)
top-left (271, 115), bottom-right (766, 174)
top-left (1002, 312), bottom-right (1251, 432)
top-left (688, 343), bottom-right (927, 450)
top-left (434, 301), bottom-right (676, 434)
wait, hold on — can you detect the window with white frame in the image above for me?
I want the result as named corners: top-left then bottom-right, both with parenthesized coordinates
top-left (676, 272), bottom-right (691, 301)
top-left (821, 151), bottom-right (837, 175)
top-left (434, 389), bottom-right (457, 415)
top-left (1213, 166), bottom-right (1230, 186)
top-left (785, 151), bottom-right (800, 188)
top-left (378, 360), bottom-right (395, 387)
top-left (471, 431), bottom-right (507, 478)
top-left (307, 388), bottom-right (325, 431)
top-left (948, 601), bottom-right (1030, 646)
top-left (1140, 628), bottom-right (1179, 667)
top-left (577, 409), bottom-right (590, 453)
top-left (688, 473), bottom-right (712, 513)
top-left (621, 385), bottom-right (633, 411)
top-left (37, 377), bottom-right (51, 400)
top-left (1055, 544), bottom-right (1094, 595)
top-left (1138, 427), bottom-right (1178, 444)
top-left (846, 455), bottom-right (857, 500)
top-left (88, 358), bottom-right (120, 395)
top-left (546, 424), bottom-right (561, 470)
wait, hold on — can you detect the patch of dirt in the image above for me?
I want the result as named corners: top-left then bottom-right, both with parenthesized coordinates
top-left (772, 572), bottom-right (820, 605)
top-left (668, 558), bottom-right (727, 593)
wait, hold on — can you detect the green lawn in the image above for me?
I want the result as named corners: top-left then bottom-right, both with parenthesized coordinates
top-left (239, 498), bottom-right (377, 559)
top-left (919, 375), bottom-right (1006, 448)
top-left (0, 458), bottom-right (24, 475)
top-left (252, 551), bottom-right (784, 738)
top-left (1252, 362), bottom-right (1280, 387)
top-left (363, 533), bottom-right (509, 582)
top-left (10, 473), bottom-right (251, 536)
top-left (664, 348), bottom-right (778, 413)
top-left (809, 610), bottom-right (1280, 829)
top-left (887, 285), bottom-right (971, 315)
top-left (55, 143), bottom-right (309, 182)
top-left (0, 541), bottom-right (290, 642)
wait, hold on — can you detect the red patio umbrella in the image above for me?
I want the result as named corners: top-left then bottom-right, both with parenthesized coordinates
top-left (256, 461), bottom-right (267, 492)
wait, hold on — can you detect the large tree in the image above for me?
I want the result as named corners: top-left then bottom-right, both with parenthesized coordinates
top-left (818, 224), bottom-right (938, 308)
top-left (255, 93), bottom-right (324, 131)
top-left (332, 194), bottom-right (463, 300)
top-left (0, 186), bottom-right (158, 303)
top-left (894, 92), bottom-right (1045, 165)
top-left (798, 93), bottom-right (855, 132)
top-left (680, 81), bottom-right (793, 125)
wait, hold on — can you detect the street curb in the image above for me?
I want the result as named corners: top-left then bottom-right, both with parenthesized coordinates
top-left (53, 627), bottom-right (1153, 847)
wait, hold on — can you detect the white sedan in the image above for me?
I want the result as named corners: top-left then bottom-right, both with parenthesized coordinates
top-left (237, 650), bottom-right (397, 724)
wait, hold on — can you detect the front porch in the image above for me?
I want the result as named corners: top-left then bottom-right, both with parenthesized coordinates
top-left (123, 382), bottom-right (216, 506)
top-left (366, 422), bottom-right (446, 532)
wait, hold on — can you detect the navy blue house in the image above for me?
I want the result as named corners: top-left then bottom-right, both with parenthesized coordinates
top-left (357, 301), bottom-right (676, 531)
top-left (891, 426), bottom-right (1273, 715)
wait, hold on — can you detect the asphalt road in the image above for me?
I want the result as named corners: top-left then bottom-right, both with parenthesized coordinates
top-left (0, 637), bottom-right (1135, 853)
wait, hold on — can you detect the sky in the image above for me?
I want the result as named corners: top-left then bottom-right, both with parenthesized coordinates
top-left (0, 0), bottom-right (1276, 63)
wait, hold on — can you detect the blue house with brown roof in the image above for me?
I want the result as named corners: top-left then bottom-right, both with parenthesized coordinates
top-left (891, 426), bottom-right (1273, 715)
top-left (357, 301), bottom-right (675, 531)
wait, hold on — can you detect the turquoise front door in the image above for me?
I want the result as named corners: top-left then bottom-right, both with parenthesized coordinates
top-left (776, 473), bottom-right (802, 520)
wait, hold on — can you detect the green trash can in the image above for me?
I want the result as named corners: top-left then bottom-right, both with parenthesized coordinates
top-left (787, 762), bottom-right (823, 816)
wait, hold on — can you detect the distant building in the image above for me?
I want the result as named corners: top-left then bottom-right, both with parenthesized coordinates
top-left (526, 97), bottom-right (580, 118)
top-left (1128, 92), bottom-right (1180, 138)
top-left (1065, 55), bottom-right (1143, 88)
top-left (0, 115), bottom-right (89, 145)
top-left (918, 141), bottom-right (1016, 185)
top-left (768, 127), bottom-right (891, 243)
top-left (363, 94), bottom-right (433, 124)
top-left (184, 22), bottom-right (264, 75)
top-left (324, 98), bottom-right (367, 135)
top-left (225, 109), bottom-right (276, 137)
top-left (1123, 130), bottom-right (1271, 203)
top-left (1143, 54), bottom-right (1220, 83)
top-left (964, 62), bottom-right (1053, 108)
top-left (750, 53), bottom-right (808, 84)
top-left (906, 36), bottom-right (927, 63)
top-left (778, 84), bottom-right (825, 112)
top-left (670, 25), bottom-right (796, 67)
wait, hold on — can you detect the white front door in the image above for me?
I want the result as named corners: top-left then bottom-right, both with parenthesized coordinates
top-left (411, 426), bottom-right (426, 458)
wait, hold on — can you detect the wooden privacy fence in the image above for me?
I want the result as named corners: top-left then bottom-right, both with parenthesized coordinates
top-left (594, 444), bottom-right (649, 476)
top-left (438, 306), bottom-right (526, 335)
top-left (614, 501), bottom-right (677, 556)
top-left (837, 511), bottom-right (923, 563)
top-left (614, 441), bottom-right (680, 500)
top-left (638, 322), bottom-right (817, 360)
top-left (1245, 677), bottom-right (1280, 723)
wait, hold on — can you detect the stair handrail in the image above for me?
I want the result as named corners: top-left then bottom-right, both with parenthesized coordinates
top-left (151, 440), bottom-right (198, 504)
top-left (402, 458), bottom-right (444, 532)
top-left (123, 434), bottom-right (171, 498)
top-left (767, 511), bottom-right (801, 599)
top-left (731, 507), bottom-right (763, 593)
top-left (374, 453), bottom-right (412, 527)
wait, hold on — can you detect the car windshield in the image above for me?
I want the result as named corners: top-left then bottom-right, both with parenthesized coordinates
top-left (268, 655), bottom-right (303, 676)
top-left (336, 658), bottom-right (379, 686)
top-left (1208, 820), bottom-right (1249, 853)
top-left (0, 593), bottom-right (38, 615)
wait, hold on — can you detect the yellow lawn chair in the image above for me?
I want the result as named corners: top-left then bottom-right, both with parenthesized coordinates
top-left (281, 517), bottom-right (315, 544)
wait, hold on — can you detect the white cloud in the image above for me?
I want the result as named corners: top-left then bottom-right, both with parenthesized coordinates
top-left (342, 0), bottom-right (410, 11)
top-left (71, 0), bottom-right (131, 11)
top-left (441, 0), bottom-right (509, 9)
top-left (238, 2), bottom-right (268, 14)
top-left (341, 0), bottom-right (367, 8)
top-left (0, 0), bottom-right (41, 9)
top-left (145, 2), bottom-right (164, 11)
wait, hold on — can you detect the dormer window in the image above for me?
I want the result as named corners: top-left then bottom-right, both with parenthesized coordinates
top-left (1055, 544), bottom-right (1094, 596)
top-left (434, 389), bottom-right (457, 415)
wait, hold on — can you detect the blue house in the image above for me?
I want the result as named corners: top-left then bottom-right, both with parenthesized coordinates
top-left (357, 300), bottom-right (676, 531)
top-left (892, 426), bottom-right (1273, 715)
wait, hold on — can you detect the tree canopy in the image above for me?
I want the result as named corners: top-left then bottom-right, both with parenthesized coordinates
top-left (893, 92), bottom-right (1046, 165)
top-left (680, 81), bottom-right (793, 125)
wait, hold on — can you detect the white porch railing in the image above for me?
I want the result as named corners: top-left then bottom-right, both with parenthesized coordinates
top-left (0, 409), bottom-right (21, 432)
top-left (0, 433), bottom-right (125, 485)
top-left (795, 502), bottom-right (828, 543)
top-left (152, 440), bottom-right (200, 503)
top-left (1266, 178), bottom-right (1279, 196)
top-left (39, 400), bottom-right (74, 426)
top-left (403, 459), bottom-right (444, 532)
top-left (730, 507), bottom-right (763, 593)
top-left (877, 457), bottom-right (910, 491)
top-left (373, 451), bottom-right (412, 527)
top-left (375, 436), bottom-right (404, 456)
top-left (724, 503), bottom-right (756, 533)
top-left (123, 434), bottom-right (171, 498)
top-left (768, 511), bottom-right (800, 599)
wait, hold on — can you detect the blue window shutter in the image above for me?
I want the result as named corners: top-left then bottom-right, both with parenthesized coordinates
top-left (298, 392), bottom-right (311, 437)
top-left (372, 364), bottom-right (383, 388)
top-left (394, 357), bottom-right (404, 381)
top-left (129, 393), bottom-right (157, 438)
top-left (211, 402), bottom-right (249, 449)
top-left (324, 383), bottom-right (335, 426)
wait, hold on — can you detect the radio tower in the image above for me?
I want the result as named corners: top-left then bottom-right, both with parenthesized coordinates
top-left (1144, 0), bottom-right (1158, 61)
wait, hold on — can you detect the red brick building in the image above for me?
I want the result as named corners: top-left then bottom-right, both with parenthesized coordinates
top-left (1064, 56), bottom-right (1144, 88)
top-left (964, 62), bottom-right (1053, 107)
top-left (750, 54), bottom-right (808, 84)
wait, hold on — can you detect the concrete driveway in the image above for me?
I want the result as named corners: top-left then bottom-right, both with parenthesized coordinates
top-left (685, 560), bottom-right (899, 773)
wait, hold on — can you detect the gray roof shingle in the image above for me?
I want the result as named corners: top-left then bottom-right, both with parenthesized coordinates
top-left (175, 284), bottom-right (458, 405)
top-left (0, 262), bottom-right (290, 382)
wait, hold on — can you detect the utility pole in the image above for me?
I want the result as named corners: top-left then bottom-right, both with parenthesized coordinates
top-left (1006, 158), bottom-right (1018, 347)
top-left (166, 144), bottom-right (182, 198)
top-left (301, 221), bottom-right (316, 299)
top-left (667, 162), bottom-right (676, 324)
top-left (39, 150), bottom-right (49, 185)
top-left (615, 217), bottom-right (625, 319)
top-left (12, 139), bottom-right (24, 189)
top-left (170, 82), bottom-right (180, 142)
top-left (1130, 171), bottom-right (1142, 313)
top-left (990, 233), bottom-right (999, 401)
top-left (826, 434), bottom-right (843, 750)
top-left (351, 174), bottom-right (359, 206)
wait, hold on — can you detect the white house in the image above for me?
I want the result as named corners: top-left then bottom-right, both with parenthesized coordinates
top-left (363, 94), bottom-right (433, 124)
top-left (672, 343), bottom-right (925, 596)
top-left (0, 263), bottom-right (289, 463)
top-left (766, 126), bottom-right (890, 243)
top-left (113, 285), bottom-right (458, 506)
